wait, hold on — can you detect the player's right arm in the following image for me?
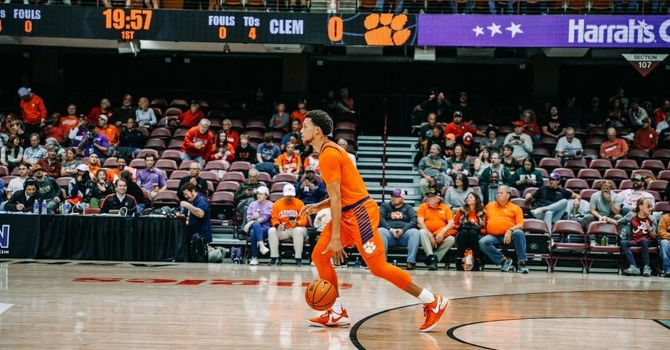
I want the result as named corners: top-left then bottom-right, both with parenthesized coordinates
top-left (322, 180), bottom-right (348, 264)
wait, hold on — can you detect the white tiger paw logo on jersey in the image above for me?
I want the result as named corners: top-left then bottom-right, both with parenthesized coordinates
top-left (363, 241), bottom-right (376, 254)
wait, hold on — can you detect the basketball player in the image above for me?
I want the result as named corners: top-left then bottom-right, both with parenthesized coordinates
top-left (299, 110), bottom-right (448, 332)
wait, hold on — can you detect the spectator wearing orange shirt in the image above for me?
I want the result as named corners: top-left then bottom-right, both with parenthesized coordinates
top-left (276, 143), bottom-right (302, 175)
top-left (178, 101), bottom-right (205, 128)
top-left (268, 184), bottom-right (308, 266)
top-left (633, 118), bottom-right (659, 152)
top-left (96, 115), bottom-right (120, 157)
top-left (600, 127), bottom-right (629, 162)
top-left (480, 185), bottom-right (528, 273)
top-left (60, 104), bottom-right (80, 136)
top-left (181, 119), bottom-right (216, 166)
top-left (303, 150), bottom-right (319, 173)
top-left (18, 87), bottom-right (47, 135)
top-left (417, 188), bottom-right (455, 271)
top-left (87, 98), bottom-right (113, 126)
top-left (291, 100), bottom-right (308, 126)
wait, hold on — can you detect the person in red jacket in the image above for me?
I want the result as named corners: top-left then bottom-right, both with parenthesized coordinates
top-left (181, 119), bottom-right (215, 166)
top-left (209, 130), bottom-right (236, 164)
top-left (444, 111), bottom-right (483, 144)
top-left (222, 119), bottom-right (240, 149)
top-left (178, 101), bottom-right (205, 128)
top-left (633, 118), bottom-right (659, 152)
top-left (18, 87), bottom-right (47, 135)
top-left (87, 98), bottom-right (113, 126)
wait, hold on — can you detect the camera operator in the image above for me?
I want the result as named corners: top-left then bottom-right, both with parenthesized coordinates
top-left (77, 123), bottom-right (111, 159)
top-left (296, 168), bottom-right (327, 205)
top-left (99, 178), bottom-right (137, 216)
top-left (178, 182), bottom-right (212, 244)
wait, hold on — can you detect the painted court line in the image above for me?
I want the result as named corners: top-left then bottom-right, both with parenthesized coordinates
top-left (0, 303), bottom-right (14, 315)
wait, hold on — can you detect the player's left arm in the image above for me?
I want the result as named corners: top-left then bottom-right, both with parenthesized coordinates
top-left (323, 180), bottom-right (348, 263)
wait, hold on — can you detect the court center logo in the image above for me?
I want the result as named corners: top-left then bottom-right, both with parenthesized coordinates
top-left (0, 225), bottom-right (9, 251)
top-left (363, 241), bottom-right (377, 254)
top-left (364, 13), bottom-right (411, 46)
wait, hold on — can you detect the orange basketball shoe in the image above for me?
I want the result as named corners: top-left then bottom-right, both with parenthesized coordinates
top-left (420, 294), bottom-right (449, 332)
top-left (308, 308), bottom-right (351, 328)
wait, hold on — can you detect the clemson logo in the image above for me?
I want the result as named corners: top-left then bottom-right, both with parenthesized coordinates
top-left (363, 241), bottom-right (377, 254)
top-left (364, 13), bottom-right (411, 46)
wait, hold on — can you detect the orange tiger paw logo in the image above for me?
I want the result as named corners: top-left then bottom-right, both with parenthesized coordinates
top-left (364, 13), bottom-right (411, 46)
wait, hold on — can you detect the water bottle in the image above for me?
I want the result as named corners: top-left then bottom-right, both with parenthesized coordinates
top-left (601, 236), bottom-right (608, 246)
top-left (165, 117), bottom-right (169, 128)
top-left (354, 257), bottom-right (361, 268)
top-left (41, 200), bottom-right (47, 215)
top-left (33, 200), bottom-right (40, 214)
top-left (64, 201), bottom-right (71, 215)
top-left (393, 259), bottom-right (397, 267)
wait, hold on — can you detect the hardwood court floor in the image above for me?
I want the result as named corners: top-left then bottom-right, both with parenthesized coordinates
top-left (0, 260), bottom-right (669, 349)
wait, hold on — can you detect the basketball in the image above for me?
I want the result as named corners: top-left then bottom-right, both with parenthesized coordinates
top-left (305, 279), bottom-right (337, 311)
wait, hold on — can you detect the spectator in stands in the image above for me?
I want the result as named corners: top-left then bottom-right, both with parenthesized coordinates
top-left (580, 180), bottom-right (622, 228)
top-left (1, 135), bottom-right (23, 171)
top-left (453, 91), bottom-right (472, 123)
top-left (444, 111), bottom-right (482, 144)
top-left (654, 99), bottom-right (670, 125)
top-left (87, 98), bottom-right (113, 126)
top-left (453, 192), bottom-right (485, 271)
top-left (379, 189), bottom-right (420, 270)
top-left (118, 117), bottom-right (147, 161)
top-left (542, 105), bottom-right (565, 139)
top-left (584, 97), bottom-right (605, 128)
top-left (501, 144), bottom-right (518, 172)
top-left (65, 164), bottom-right (92, 213)
top-left (235, 133), bottom-right (256, 164)
top-left (113, 94), bottom-right (135, 126)
top-left (60, 104), bottom-right (80, 136)
top-left (517, 109), bottom-right (542, 144)
top-left (525, 172), bottom-right (579, 233)
top-left (269, 103), bottom-right (290, 132)
top-left (135, 97), bottom-right (157, 129)
top-left (77, 125), bottom-right (110, 159)
top-left (481, 185), bottom-right (529, 273)
top-left (23, 134), bottom-right (47, 166)
top-left (5, 118), bottom-right (26, 147)
top-left (181, 119), bottom-right (215, 166)
top-left (444, 173), bottom-right (474, 209)
top-left (424, 125), bottom-right (446, 159)
top-left (18, 87), bottom-right (47, 136)
top-left (446, 144), bottom-right (470, 178)
top-left (633, 118), bottom-right (658, 152)
top-left (621, 198), bottom-right (656, 277)
top-left (210, 131), bottom-right (235, 167)
top-left (4, 178), bottom-right (39, 213)
top-left (418, 112), bottom-right (438, 156)
top-left (268, 184), bottom-right (307, 266)
top-left (43, 118), bottom-right (66, 145)
top-left (221, 119), bottom-right (240, 149)
top-left (67, 115), bottom-right (88, 148)
top-left (418, 188), bottom-right (455, 271)
top-left (117, 171), bottom-right (144, 213)
top-left (657, 211), bottom-right (670, 277)
top-left (562, 96), bottom-right (582, 128)
top-left (291, 100), bottom-right (308, 126)
top-left (628, 99), bottom-right (649, 128)
top-left (504, 123), bottom-right (533, 160)
top-left (256, 133), bottom-right (281, 176)
top-left (244, 186), bottom-right (273, 266)
top-left (555, 127), bottom-right (583, 163)
top-left (32, 164), bottom-right (61, 213)
top-left (178, 101), bottom-right (205, 129)
top-left (5, 163), bottom-right (30, 198)
top-left (303, 150), bottom-right (319, 173)
top-left (179, 182), bottom-right (214, 246)
top-left (89, 168), bottom-right (114, 208)
top-left (96, 115), bottom-right (120, 152)
top-left (281, 119), bottom-right (302, 149)
top-left (137, 154), bottom-right (167, 193)
top-left (0, 178), bottom-right (4, 204)
top-left (479, 152), bottom-right (513, 204)
top-left (600, 127), bottom-right (629, 162)
top-left (606, 98), bottom-right (627, 128)
top-left (37, 146), bottom-right (62, 178)
top-left (618, 175), bottom-right (655, 214)
top-left (413, 90), bottom-right (450, 124)
top-left (276, 143), bottom-right (302, 175)
top-left (418, 144), bottom-right (449, 196)
top-left (60, 147), bottom-right (80, 177)
top-left (235, 168), bottom-right (264, 220)
top-left (247, 88), bottom-right (272, 119)
top-left (480, 126), bottom-right (503, 152)
top-left (108, 158), bottom-right (136, 183)
top-left (337, 138), bottom-right (357, 166)
top-left (99, 178), bottom-right (137, 215)
top-left (296, 168), bottom-right (327, 205)
top-left (338, 87), bottom-right (356, 120)
top-left (511, 157), bottom-right (543, 195)
top-left (178, 162), bottom-right (209, 201)
top-left (473, 146), bottom-right (491, 177)
top-left (86, 153), bottom-right (103, 180)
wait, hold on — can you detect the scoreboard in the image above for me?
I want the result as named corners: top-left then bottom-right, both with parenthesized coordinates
top-left (0, 5), bottom-right (416, 46)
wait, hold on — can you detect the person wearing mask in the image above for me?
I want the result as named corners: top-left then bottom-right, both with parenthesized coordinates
top-left (481, 186), bottom-right (529, 273)
top-left (378, 189), bottom-right (421, 270)
top-left (268, 184), bottom-right (308, 266)
top-left (244, 186), bottom-right (273, 266)
top-left (5, 178), bottom-right (40, 212)
top-left (99, 178), bottom-right (137, 215)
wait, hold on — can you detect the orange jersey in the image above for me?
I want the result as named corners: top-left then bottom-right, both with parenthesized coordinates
top-left (485, 201), bottom-right (523, 235)
top-left (276, 152), bottom-right (302, 174)
top-left (271, 197), bottom-right (307, 229)
top-left (96, 125), bottom-right (120, 146)
top-left (60, 115), bottom-right (79, 135)
top-left (319, 141), bottom-right (368, 207)
top-left (417, 202), bottom-right (454, 235)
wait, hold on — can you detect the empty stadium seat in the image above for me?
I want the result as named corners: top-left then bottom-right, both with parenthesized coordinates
top-left (129, 159), bottom-right (147, 169)
top-left (150, 127), bottom-right (172, 139)
top-left (167, 179), bottom-right (181, 191)
top-left (631, 169), bottom-right (654, 179)
top-left (579, 189), bottom-right (597, 201)
top-left (654, 201), bottom-right (670, 213)
top-left (160, 150), bottom-right (182, 162)
top-left (269, 193), bottom-right (283, 201)
top-left (103, 157), bottom-right (118, 168)
top-left (586, 221), bottom-right (620, 273)
top-left (173, 128), bottom-right (189, 140)
top-left (627, 149), bottom-right (649, 163)
top-left (168, 140), bottom-right (184, 150)
top-left (649, 180), bottom-right (669, 192)
top-left (137, 149), bottom-right (160, 159)
top-left (169, 170), bottom-right (189, 180)
top-left (145, 138), bottom-right (166, 151)
top-left (553, 168), bottom-right (575, 179)
top-left (589, 159), bottom-right (612, 173)
top-left (615, 159), bottom-right (638, 174)
top-left (179, 160), bottom-right (198, 170)
top-left (245, 120), bottom-right (267, 132)
top-left (619, 179), bottom-right (633, 190)
top-left (216, 181), bottom-right (240, 193)
top-left (0, 166), bottom-right (7, 177)
top-left (532, 148), bottom-right (552, 162)
top-left (577, 168), bottom-right (602, 181)
top-left (603, 168), bottom-right (628, 183)
top-left (153, 190), bottom-right (180, 206)
top-left (155, 159), bottom-right (178, 174)
top-left (222, 171), bottom-right (245, 183)
top-left (591, 179), bottom-right (608, 189)
top-left (273, 174), bottom-right (297, 184)
top-left (565, 159), bottom-right (587, 172)
top-left (565, 179), bottom-right (589, 191)
top-left (199, 171), bottom-right (220, 185)
top-left (538, 157), bottom-right (561, 172)
top-left (551, 220), bottom-right (588, 272)
top-left (641, 159), bottom-right (664, 174)
top-left (56, 177), bottom-right (72, 190)
top-left (258, 172), bottom-right (272, 184)
top-left (270, 182), bottom-right (288, 193)
top-left (228, 161), bottom-right (251, 173)
top-left (652, 149), bottom-right (670, 164)
top-left (659, 170), bottom-right (670, 181)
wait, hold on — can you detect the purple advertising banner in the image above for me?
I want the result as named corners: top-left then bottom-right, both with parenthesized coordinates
top-left (418, 15), bottom-right (670, 48)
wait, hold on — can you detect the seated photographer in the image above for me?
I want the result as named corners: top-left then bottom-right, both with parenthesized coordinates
top-left (296, 168), bottom-right (327, 205)
top-left (77, 127), bottom-right (111, 159)
top-left (555, 127), bottom-right (583, 164)
top-left (4, 179), bottom-right (40, 213)
top-left (268, 184), bottom-right (308, 266)
top-left (99, 178), bottom-right (137, 216)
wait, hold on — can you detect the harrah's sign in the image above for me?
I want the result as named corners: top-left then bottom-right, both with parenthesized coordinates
top-left (418, 15), bottom-right (670, 48)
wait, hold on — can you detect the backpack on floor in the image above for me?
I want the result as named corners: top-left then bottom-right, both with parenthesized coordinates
top-left (188, 233), bottom-right (208, 263)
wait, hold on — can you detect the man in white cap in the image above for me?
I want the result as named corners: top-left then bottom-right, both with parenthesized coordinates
top-left (268, 183), bottom-right (308, 266)
top-left (96, 114), bottom-right (120, 156)
top-left (18, 86), bottom-right (47, 135)
top-left (379, 188), bottom-right (421, 270)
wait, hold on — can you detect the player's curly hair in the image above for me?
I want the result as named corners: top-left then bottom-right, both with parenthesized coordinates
top-left (306, 110), bottom-right (333, 136)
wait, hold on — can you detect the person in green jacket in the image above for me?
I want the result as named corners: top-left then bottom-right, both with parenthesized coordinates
top-left (511, 157), bottom-right (544, 195)
top-left (479, 152), bottom-right (513, 204)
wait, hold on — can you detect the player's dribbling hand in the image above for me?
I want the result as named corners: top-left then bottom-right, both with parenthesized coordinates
top-left (323, 239), bottom-right (348, 264)
top-left (299, 203), bottom-right (319, 218)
